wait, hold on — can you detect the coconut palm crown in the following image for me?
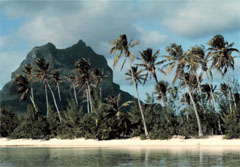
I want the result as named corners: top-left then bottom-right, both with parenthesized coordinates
top-left (137, 48), bottom-right (165, 84)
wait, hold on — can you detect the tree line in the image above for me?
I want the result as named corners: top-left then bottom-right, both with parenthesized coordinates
top-left (0, 34), bottom-right (240, 139)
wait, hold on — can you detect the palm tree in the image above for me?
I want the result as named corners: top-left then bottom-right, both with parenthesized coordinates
top-left (22, 64), bottom-right (36, 105)
top-left (14, 74), bottom-right (38, 112)
top-left (104, 93), bottom-right (133, 116)
top-left (104, 93), bottom-right (133, 137)
top-left (110, 34), bottom-right (149, 138)
top-left (110, 34), bottom-right (139, 70)
top-left (65, 73), bottom-right (78, 106)
top-left (153, 81), bottom-right (168, 108)
top-left (163, 44), bottom-right (203, 137)
top-left (74, 58), bottom-right (93, 113)
top-left (51, 70), bottom-right (62, 102)
top-left (220, 83), bottom-right (232, 112)
top-left (201, 84), bottom-right (217, 105)
top-left (180, 72), bottom-right (203, 137)
top-left (207, 35), bottom-right (239, 110)
top-left (137, 48), bottom-right (165, 83)
top-left (185, 46), bottom-right (206, 108)
top-left (125, 65), bottom-right (149, 138)
top-left (91, 68), bottom-right (108, 100)
top-left (34, 58), bottom-right (50, 115)
top-left (34, 58), bottom-right (62, 122)
top-left (189, 45), bottom-right (224, 134)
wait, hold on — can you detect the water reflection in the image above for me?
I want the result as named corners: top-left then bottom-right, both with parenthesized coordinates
top-left (0, 147), bottom-right (240, 167)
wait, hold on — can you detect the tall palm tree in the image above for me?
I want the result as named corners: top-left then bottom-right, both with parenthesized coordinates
top-left (153, 81), bottom-right (168, 108)
top-left (91, 68), bottom-right (108, 100)
top-left (185, 46), bottom-right (205, 108)
top-left (207, 34), bottom-right (239, 110)
top-left (22, 64), bottom-right (36, 105)
top-left (125, 66), bottom-right (149, 138)
top-left (74, 58), bottom-right (93, 113)
top-left (180, 72), bottom-right (203, 137)
top-left (110, 34), bottom-right (149, 138)
top-left (163, 44), bottom-right (203, 137)
top-left (34, 58), bottom-right (50, 115)
top-left (65, 73), bottom-right (78, 106)
top-left (137, 48), bottom-right (165, 84)
top-left (51, 70), bottom-right (62, 102)
top-left (34, 58), bottom-right (62, 122)
top-left (14, 74), bottom-right (38, 112)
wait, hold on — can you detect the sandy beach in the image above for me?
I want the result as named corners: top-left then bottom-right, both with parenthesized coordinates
top-left (1, 136), bottom-right (240, 150)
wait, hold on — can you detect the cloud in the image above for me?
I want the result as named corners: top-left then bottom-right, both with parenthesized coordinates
top-left (135, 25), bottom-right (168, 48)
top-left (162, 0), bottom-right (240, 37)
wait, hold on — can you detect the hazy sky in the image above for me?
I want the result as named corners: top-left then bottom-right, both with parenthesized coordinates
top-left (0, 0), bottom-right (240, 100)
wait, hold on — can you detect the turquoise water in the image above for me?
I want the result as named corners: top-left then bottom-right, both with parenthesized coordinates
top-left (0, 147), bottom-right (240, 167)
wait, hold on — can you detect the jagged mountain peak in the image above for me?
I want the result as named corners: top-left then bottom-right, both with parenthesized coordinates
top-left (0, 40), bottom-right (133, 113)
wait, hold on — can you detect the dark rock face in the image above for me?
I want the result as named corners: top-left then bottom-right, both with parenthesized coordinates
top-left (0, 40), bottom-right (133, 113)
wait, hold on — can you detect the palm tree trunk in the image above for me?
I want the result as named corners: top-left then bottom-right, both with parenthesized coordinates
top-left (128, 58), bottom-right (149, 138)
top-left (57, 84), bottom-right (61, 101)
top-left (45, 83), bottom-right (49, 117)
top-left (30, 95), bottom-right (38, 113)
top-left (100, 87), bottom-right (102, 101)
top-left (205, 71), bottom-right (223, 134)
top-left (184, 79), bottom-right (203, 137)
top-left (196, 74), bottom-right (204, 108)
top-left (86, 89), bottom-right (90, 114)
top-left (48, 83), bottom-right (62, 123)
top-left (153, 72), bottom-right (158, 84)
top-left (87, 84), bottom-right (93, 113)
top-left (226, 69), bottom-right (237, 110)
top-left (183, 90), bottom-right (189, 121)
top-left (134, 82), bottom-right (149, 138)
top-left (31, 86), bottom-right (34, 102)
top-left (72, 83), bottom-right (78, 106)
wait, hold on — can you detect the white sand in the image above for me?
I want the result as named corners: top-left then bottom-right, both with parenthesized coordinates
top-left (0, 136), bottom-right (240, 151)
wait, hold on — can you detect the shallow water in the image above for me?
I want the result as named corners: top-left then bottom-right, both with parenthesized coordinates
top-left (0, 147), bottom-right (240, 167)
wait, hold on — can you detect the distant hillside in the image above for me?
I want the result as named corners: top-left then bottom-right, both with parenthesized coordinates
top-left (0, 40), bottom-right (133, 113)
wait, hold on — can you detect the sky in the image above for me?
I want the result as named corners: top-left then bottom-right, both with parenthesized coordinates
top-left (0, 0), bottom-right (240, 100)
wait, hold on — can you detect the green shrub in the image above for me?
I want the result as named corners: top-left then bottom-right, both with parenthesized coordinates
top-left (0, 107), bottom-right (19, 137)
top-left (10, 105), bottom-right (49, 139)
top-left (222, 108), bottom-right (240, 139)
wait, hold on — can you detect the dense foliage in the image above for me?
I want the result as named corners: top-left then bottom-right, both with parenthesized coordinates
top-left (0, 34), bottom-right (240, 139)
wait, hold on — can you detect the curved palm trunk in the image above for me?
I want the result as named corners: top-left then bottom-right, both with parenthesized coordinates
top-left (30, 95), bottom-right (38, 113)
top-left (87, 84), bottom-right (93, 113)
top-left (31, 86), bottom-right (35, 102)
top-left (184, 79), bottom-right (203, 137)
top-left (134, 82), bottom-right (149, 138)
top-left (57, 84), bottom-right (61, 102)
top-left (205, 71), bottom-right (223, 134)
top-left (30, 86), bottom-right (38, 112)
top-left (48, 83), bottom-right (62, 123)
top-left (45, 83), bottom-right (49, 117)
top-left (72, 83), bottom-right (78, 106)
top-left (129, 58), bottom-right (149, 138)
top-left (196, 74), bottom-right (204, 108)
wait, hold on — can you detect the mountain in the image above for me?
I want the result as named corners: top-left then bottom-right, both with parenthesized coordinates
top-left (0, 40), bottom-right (133, 113)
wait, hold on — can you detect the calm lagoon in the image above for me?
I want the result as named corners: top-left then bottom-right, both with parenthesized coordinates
top-left (0, 147), bottom-right (240, 167)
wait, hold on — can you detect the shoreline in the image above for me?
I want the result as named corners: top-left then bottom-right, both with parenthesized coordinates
top-left (1, 136), bottom-right (240, 150)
